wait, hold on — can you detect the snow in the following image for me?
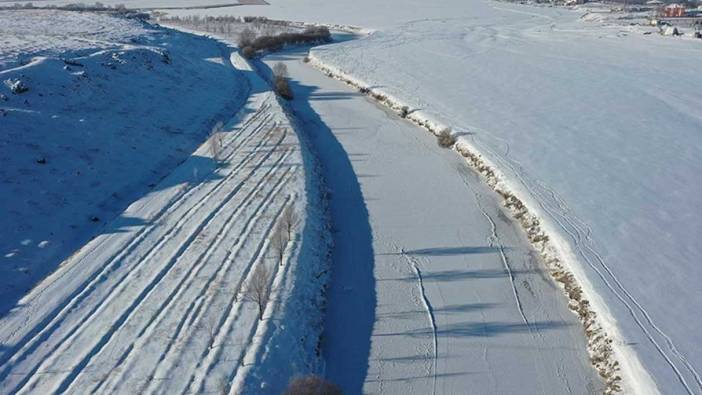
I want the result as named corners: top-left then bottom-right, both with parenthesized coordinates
top-left (2, 0), bottom-right (700, 393)
top-left (262, 47), bottom-right (602, 394)
top-left (0, 9), bottom-right (247, 316)
top-left (0, 9), bottom-right (152, 69)
top-left (305, 8), bottom-right (702, 392)
top-left (1, 10), bottom-right (330, 395)
top-left (151, 0), bottom-right (702, 392)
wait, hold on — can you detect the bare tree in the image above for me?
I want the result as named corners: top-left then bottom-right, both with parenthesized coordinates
top-left (269, 224), bottom-right (287, 267)
top-left (280, 206), bottom-right (299, 241)
top-left (272, 62), bottom-right (293, 100)
top-left (208, 122), bottom-right (224, 162)
top-left (238, 27), bottom-right (256, 48)
top-left (243, 264), bottom-right (271, 320)
top-left (270, 206), bottom-right (298, 266)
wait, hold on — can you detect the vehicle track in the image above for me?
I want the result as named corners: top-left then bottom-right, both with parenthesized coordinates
top-left (0, 87), bottom-right (307, 394)
top-left (12, 114), bottom-right (284, 395)
top-left (470, 131), bottom-right (702, 393)
top-left (73, 143), bottom-right (294, 394)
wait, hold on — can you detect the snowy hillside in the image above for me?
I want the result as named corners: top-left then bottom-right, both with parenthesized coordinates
top-left (1, 10), bottom-right (330, 394)
top-left (0, 9), bottom-right (151, 69)
top-left (0, 9), bottom-right (247, 315)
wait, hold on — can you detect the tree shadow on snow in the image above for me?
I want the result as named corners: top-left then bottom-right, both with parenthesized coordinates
top-left (255, 55), bottom-right (376, 395)
top-left (377, 320), bottom-right (568, 339)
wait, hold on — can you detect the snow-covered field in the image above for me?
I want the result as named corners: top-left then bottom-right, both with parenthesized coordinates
top-left (1, 10), bottom-right (329, 394)
top-left (262, 46), bottom-right (603, 394)
top-left (3, 0), bottom-right (701, 393)
top-left (0, 9), bottom-right (247, 314)
top-left (153, 0), bottom-right (700, 392)
top-left (306, 6), bottom-right (702, 393)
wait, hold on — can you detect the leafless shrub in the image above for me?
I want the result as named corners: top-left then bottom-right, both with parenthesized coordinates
top-left (436, 127), bottom-right (456, 148)
top-left (284, 375), bottom-right (342, 395)
top-left (273, 62), bottom-right (294, 100)
top-left (241, 46), bottom-right (256, 59)
top-left (208, 122), bottom-right (224, 162)
top-left (243, 26), bottom-right (331, 58)
top-left (280, 206), bottom-right (299, 241)
top-left (238, 27), bottom-right (256, 48)
top-left (243, 264), bottom-right (271, 320)
top-left (273, 62), bottom-right (288, 79)
top-left (399, 105), bottom-right (409, 118)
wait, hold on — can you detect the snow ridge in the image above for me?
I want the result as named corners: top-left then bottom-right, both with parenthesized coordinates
top-left (400, 249), bottom-right (438, 395)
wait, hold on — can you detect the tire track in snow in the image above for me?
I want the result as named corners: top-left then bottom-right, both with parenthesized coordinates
top-left (220, 195), bottom-right (299, 395)
top-left (192, 193), bottom-right (295, 395)
top-left (456, 167), bottom-right (530, 328)
top-left (78, 143), bottom-right (294, 394)
top-left (135, 158), bottom-right (295, 395)
top-left (0, 102), bottom-right (273, 378)
top-left (47, 127), bottom-right (288, 395)
top-left (471, 133), bottom-right (701, 394)
top-left (5, 111), bottom-right (281, 395)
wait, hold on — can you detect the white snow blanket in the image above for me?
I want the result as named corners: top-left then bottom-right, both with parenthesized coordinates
top-left (160, 0), bottom-right (700, 393)
top-left (0, 10), bottom-right (330, 395)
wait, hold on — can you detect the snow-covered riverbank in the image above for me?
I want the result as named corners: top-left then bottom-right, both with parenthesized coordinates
top-left (1, 11), bottom-right (330, 394)
top-left (262, 46), bottom-right (603, 394)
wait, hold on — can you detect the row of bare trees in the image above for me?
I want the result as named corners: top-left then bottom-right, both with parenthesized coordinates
top-left (272, 62), bottom-right (294, 100)
top-left (242, 206), bottom-right (299, 320)
top-left (238, 26), bottom-right (331, 59)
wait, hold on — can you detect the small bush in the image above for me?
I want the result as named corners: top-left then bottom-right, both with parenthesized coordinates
top-left (399, 105), bottom-right (409, 118)
top-left (437, 127), bottom-right (456, 148)
top-left (241, 46), bottom-right (256, 59)
top-left (208, 122), bottom-right (224, 162)
top-left (238, 27), bottom-right (256, 48)
top-left (273, 62), bottom-right (293, 100)
top-left (284, 375), bottom-right (342, 395)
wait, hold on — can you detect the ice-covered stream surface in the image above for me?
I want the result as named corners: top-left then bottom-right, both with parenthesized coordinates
top-left (263, 48), bottom-right (602, 394)
top-left (224, 0), bottom-right (700, 392)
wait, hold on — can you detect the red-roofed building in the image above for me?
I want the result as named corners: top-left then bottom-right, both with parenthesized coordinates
top-left (663, 4), bottom-right (686, 17)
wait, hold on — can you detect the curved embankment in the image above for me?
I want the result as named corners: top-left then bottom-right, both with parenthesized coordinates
top-left (0, 36), bottom-right (330, 394)
top-left (306, 48), bottom-right (631, 394)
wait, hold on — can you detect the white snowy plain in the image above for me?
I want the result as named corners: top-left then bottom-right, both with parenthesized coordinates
top-left (260, 46), bottom-right (603, 394)
top-left (155, 0), bottom-right (701, 393)
top-left (1, 0), bottom-right (700, 393)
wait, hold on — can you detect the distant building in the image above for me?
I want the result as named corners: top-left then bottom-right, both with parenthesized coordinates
top-left (663, 3), bottom-right (686, 17)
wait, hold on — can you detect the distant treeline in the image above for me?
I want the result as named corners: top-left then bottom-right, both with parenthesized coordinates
top-left (1, 2), bottom-right (148, 18)
top-left (239, 26), bottom-right (331, 58)
top-left (158, 15), bottom-right (332, 58)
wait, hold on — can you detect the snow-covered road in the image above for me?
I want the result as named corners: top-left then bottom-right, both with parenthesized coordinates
top-left (263, 48), bottom-right (602, 394)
